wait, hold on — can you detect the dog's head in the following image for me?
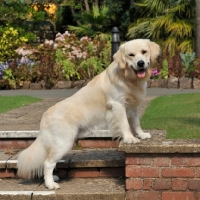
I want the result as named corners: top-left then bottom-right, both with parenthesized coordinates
top-left (113, 39), bottom-right (160, 80)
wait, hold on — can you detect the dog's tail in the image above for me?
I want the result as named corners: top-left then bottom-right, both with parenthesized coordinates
top-left (17, 135), bottom-right (47, 179)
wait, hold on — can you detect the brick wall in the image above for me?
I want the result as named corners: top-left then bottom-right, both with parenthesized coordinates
top-left (125, 153), bottom-right (200, 200)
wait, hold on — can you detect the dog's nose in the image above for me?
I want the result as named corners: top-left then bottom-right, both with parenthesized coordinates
top-left (137, 60), bottom-right (145, 68)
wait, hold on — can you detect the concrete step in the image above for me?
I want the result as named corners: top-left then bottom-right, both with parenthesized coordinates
top-left (0, 177), bottom-right (125, 200)
top-left (0, 149), bottom-right (125, 179)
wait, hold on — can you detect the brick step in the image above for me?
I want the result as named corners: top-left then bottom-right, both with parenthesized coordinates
top-left (0, 149), bottom-right (125, 179)
top-left (0, 177), bottom-right (125, 200)
top-left (0, 130), bottom-right (120, 149)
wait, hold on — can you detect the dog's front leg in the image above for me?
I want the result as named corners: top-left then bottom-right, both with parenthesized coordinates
top-left (106, 101), bottom-right (140, 144)
top-left (128, 107), bottom-right (151, 140)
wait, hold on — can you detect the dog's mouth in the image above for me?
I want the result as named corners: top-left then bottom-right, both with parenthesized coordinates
top-left (133, 68), bottom-right (146, 78)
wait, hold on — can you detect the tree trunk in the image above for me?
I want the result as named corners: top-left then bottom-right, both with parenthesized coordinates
top-left (94, 0), bottom-right (99, 6)
top-left (195, 0), bottom-right (200, 57)
top-left (69, 6), bottom-right (82, 26)
top-left (84, 0), bottom-right (90, 11)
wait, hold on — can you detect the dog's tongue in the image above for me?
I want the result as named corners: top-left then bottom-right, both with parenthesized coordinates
top-left (137, 70), bottom-right (146, 78)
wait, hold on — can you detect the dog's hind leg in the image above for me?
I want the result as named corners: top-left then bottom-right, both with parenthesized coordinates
top-left (43, 128), bottom-right (77, 190)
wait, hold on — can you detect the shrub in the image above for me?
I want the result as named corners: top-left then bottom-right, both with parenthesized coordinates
top-left (0, 31), bottom-right (111, 89)
top-left (80, 56), bottom-right (103, 79)
top-left (56, 49), bottom-right (80, 80)
top-left (0, 26), bottom-right (31, 62)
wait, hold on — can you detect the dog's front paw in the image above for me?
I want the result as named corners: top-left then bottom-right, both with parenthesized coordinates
top-left (123, 135), bottom-right (140, 144)
top-left (45, 181), bottom-right (60, 190)
top-left (139, 132), bottom-right (151, 140)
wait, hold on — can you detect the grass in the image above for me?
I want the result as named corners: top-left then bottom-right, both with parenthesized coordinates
top-left (141, 93), bottom-right (200, 139)
top-left (0, 95), bottom-right (42, 114)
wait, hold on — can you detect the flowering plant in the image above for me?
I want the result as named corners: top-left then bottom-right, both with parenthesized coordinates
top-left (0, 26), bottom-right (29, 62)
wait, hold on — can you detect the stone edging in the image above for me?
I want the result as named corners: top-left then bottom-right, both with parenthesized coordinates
top-left (148, 77), bottom-right (200, 89)
top-left (0, 130), bottom-right (111, 138)
top-left (14, 78), bottom-right (200, 90)
top-left (119, 130), bottom-right (200, 153)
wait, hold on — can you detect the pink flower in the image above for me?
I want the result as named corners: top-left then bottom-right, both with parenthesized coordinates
top-left (152, 69), bottom-right (159, 76)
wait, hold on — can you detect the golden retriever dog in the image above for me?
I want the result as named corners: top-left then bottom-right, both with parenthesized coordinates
top-left (17, 39), bottom-right (160, 189)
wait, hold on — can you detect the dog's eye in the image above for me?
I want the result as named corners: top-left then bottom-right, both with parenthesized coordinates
top-left (129, 53), bottom-right (135, 57)
top-left (142, 50), bottom-right (147, 54)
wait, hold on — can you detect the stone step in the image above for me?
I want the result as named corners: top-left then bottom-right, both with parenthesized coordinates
top-left (0, 177), bottom-right (125, 200)
top-left (0, 130), bottom-right (120, 149)
top-left (0, 149), bottom-right (125, 179)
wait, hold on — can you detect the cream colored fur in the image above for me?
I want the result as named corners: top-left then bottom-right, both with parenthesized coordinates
top-left (17, 39), bottom-right (160, 189)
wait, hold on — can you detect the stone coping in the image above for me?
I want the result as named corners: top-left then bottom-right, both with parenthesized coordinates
top-left (0, 130), bottom-right (112, 138)
top-left (119, 130), bottom-right (200, 153)
top-left (0, 149), bottom-right (125, 169)
top-left (2, 130), bottom-right (200, 153)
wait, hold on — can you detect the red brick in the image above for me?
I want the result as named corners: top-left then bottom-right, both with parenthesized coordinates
top-left (197, 168), bottom-right (200, 178)
top-left (153, 179), bottom-right (171, 190)
top-left (188, 156), bottom-right (200, 167)
top-left (27, 140), bottom-right (34, 147)
top-left (141, 156), bottom-right (152, 165)
top-left (126, 154), bottom-right (141, 165)
top-left (143, 179), bottom-right (151, 190)
top-left (154, 156), bottom-right (170, 167)
top-left (162, 192), bottom-right (195, 200)
top-left (78, 139), bottom-right (119, 148)
top-left (0, 140), bottom-right (28, 149)
top-left (171, 156), bottom-right (188, 166)
top-left (68, 168), bottom-right (99, 178)
top-left (126, 191), bottom-right (160, 200)
top-left (0, 169), bottom-right (15, 178)
top-left (172, 179), bottom-right (187, 191)
top-left (99, 167), bottom-right (125, 177)
top-left (126, 166), bottom-right (159, 178)
top-left (126, 178), bottom-right (143, 190)
top-left (188, 180), bottom-right (200, 190)
top-left (162, 168), bottom-right (195, 178)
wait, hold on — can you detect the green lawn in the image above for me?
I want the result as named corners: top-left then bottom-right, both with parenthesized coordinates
top-left (141, 93), bottom-right (200, 139)
top-left (0, 95), bottom-right (42, 114)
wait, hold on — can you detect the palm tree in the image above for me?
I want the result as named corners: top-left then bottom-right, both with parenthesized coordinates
top-left (67, 4), bottom-right (113, 39)
top-left (127, 0), bottom-right (195, 55)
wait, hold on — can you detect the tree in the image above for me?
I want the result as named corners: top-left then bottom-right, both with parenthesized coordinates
top-left (195, 0), bottom-right (200, 57)
top-left (127, 0), bottom-right (195, 55)
top-left (61, 0), bottom-right (132, 39)
top-left (68, 4), bottom-right (113, 39)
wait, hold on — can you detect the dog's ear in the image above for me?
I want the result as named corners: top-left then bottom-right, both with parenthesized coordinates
top-left (113, 44), bottom-right (126, 69)
top-left (146, 40), bottom-right (160, 64)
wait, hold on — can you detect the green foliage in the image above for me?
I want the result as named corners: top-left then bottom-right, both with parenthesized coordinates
top-left (3, 69), bottom-right (16, 89)
top-left (56, 49), bottom-right (80, 80)
top-left (80, 57), bottom-right (103, 79)
top-left (128, 0), bottom-right (195, 55)
top-left (54, 31), bottom-right (111, 79)
top-left (68, 4), bottom-right (112, 39)
top-left (0, 0), bottom-right (31, 27)
top-left (180, 52), bottom-right (195, 74)
top-left (0, 26), bottom-right (28, 62)
top-left (159, 59), bottom-right (168, 79)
